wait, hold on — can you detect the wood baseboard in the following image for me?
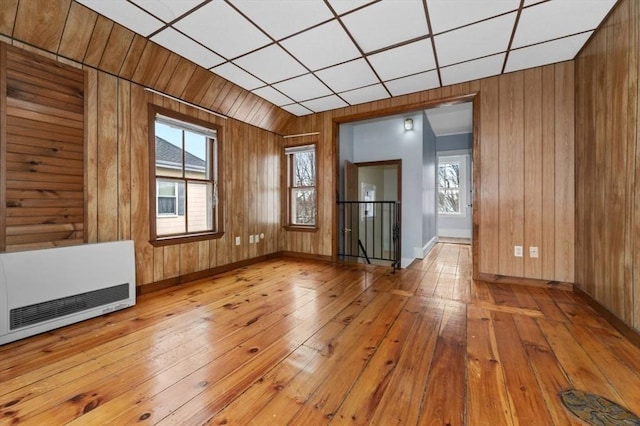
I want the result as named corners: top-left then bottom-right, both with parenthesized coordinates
top-left (280, 251), bottom-right (334, 263)
top-left (477, 273), bottom-right (574, 291)
top-left (137, 252), bottom-right (282, 295)
top-left (573, 286), bottom-right (640, 349)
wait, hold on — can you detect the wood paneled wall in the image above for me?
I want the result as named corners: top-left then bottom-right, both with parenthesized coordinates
top-left (283, 64), bottom-right (575, 284)
top-left (575, 0), bottom-right (640, 332)
top-left (0, 0), bottom-right (294, 135)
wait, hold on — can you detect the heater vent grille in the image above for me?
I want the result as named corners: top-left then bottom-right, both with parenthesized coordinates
top-left (10, 283), bottom-right (130, 330)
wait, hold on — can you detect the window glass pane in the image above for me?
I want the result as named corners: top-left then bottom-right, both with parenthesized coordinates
top-left (155, 121), bottom-right (183, 173)
top-left (438, 189), bottom-right (460, 213)
top-left (184, 131), bottom-right (209, 180)
top-left (292, 151), bottom-right (315, 187)
top-left (187, 181), bottom-right (214, 232)
top-left (158, 180), bottom-right (176, 196)
top-left (291, 188), bottom-right (316, 225)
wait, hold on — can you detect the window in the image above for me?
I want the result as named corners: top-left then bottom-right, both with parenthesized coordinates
top-left (438, 155), bottom-right (467, 216)
top-left (284, 144), bottom-right (317, 228)
top-left (149, 106), bottom-right (222, 244)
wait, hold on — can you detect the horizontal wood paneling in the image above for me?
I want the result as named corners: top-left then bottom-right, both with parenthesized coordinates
top-left (575, 0), bottom-right (640, 333)
top-left (2, 43), bottom-right (85, 251)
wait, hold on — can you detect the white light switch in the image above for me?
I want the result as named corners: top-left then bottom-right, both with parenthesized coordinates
top-left (514, 246), bottom-right (523, 257)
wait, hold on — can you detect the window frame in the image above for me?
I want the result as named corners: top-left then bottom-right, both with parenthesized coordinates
top-left (148, 105), bottom-right (224, 246)
top-left (283, 143), bottom-right (318, 232)
top-left (437, 154), bottom-right (467, 217)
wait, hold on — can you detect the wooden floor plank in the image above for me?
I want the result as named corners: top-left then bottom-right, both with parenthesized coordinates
top-left (1, 243), bottom-right (640, 425)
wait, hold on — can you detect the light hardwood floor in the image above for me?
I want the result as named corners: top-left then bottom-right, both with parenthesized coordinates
top-left (1, 243), bottom-right (639, 425)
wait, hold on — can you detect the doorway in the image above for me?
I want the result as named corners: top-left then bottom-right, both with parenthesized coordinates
top-left (437, 151), bottom-right (472, 241)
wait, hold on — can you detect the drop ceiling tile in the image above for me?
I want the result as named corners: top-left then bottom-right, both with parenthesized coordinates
top-left (505, 32), bottom-right (592, 73)
top-left (301, 95), bottom-right (348, 113)
top-left (252, 86), bottom-right (294, 106)
top-left (174, 1), bottom-right (270, 59)
top-left (524, 0), bottom-right (545, 5)
top-left (76, 0), bottom-right (163, 36)
top-left (385, 70), bottom-right (440, 96)
top-left (440, 53), bottom-right (504, 86)
top-left (235, 44), bottom-right (307, 83)
top-left (327, 0), bottom-right (376, 15)
top-left (340, 0), bottom-right (428, 53)
top-left (513, 0), bottom-right (616, 48)
top-left (281, 20), bottom-right (360, 71)
top-left (229, 0), bottom-right (333, 40)
top-left (426, 0), bottom-right (520, 34)
top-left (273, 73), bottom-right (332, 102)
top-left (212, 63), bottom-right (264, 91)
top-left (340, 84), bottom-right (389, 106)
top-left (130, 0), bottom-right (204, 23)
top-left (368, 38), bottom-right (435, 81)
top-left (281, 103), bottom-right (313, 116)
top-left (315, 59), bottom-right (379, 93)
top-left (151, 28), bottom-right (224, 69)
top-left (435, 12), bottom-right (516, 66)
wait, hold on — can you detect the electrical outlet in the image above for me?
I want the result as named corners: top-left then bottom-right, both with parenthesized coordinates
top-left (529, 246), bottom-right (539, 258)
top-left (514, 245), bottom-right (523, 257)
top-left (235, 236), bottom-right (241, 246)
top-left (249, 235), bottom-right (255, 244)
top-left (260, 233), bottom-right (265, 240)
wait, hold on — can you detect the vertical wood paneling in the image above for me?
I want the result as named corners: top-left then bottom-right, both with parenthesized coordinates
top-left (96, 72), bottom-right (118, 242)
top-left (117, 80), bottom-right (131, 240)
top-left (575, 0), bottom-right (640, 333)
top-left (57, 2), bottom-right (96, 62)
top-left (83, 15), bottom-right (113, 68)
top-left (541, 66), bottom-right (556, 281)
top-left (13, 0), bottom-right (70, 53)
top-left (99, 24), bottom-right (134, 76)
top-left (0, 0), bottom-right (18, 36)
top-left (85, 66), bottom-right (98, 243)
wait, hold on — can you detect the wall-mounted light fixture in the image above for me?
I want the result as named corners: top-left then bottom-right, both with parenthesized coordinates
top-left (404, 118), bottom-right (413, 131)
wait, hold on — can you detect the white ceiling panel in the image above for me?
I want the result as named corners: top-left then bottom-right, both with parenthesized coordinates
top-left (385, 71), bottom-right (440, 96)
top-left (341, 0), bottom-right (428, 53)
top-left (368, 38), bottom-right (435, 81)
top-left (252, 86), bottom-right (294, 106)
top-left (86, 0), bottom-right (617, 116)
top-left (506, 31), bottom-right (592, 73)
top-left (339, 84), bottom-right (389, 106)
top-left (229, 0), bottom-right (333, 40)
top-left (301, 95), bottom-right (349, 113)
top-left (273, 73), bottom-right (332, 102)
top-left (281, 20), bottom-right (360, 71)
top-left (316, 59), bottom-right (378, 93)
top-left (174, 1), bottom-right (270, 59)
top-left (514, 1), bottom-right (616, 48)
top-left (235, 44), bottom-right (307, 83)
top-left (131, 0), bottom-right (204, 23)
top-left (427, 0), bottom-right (520, 35)
top-left (327, 0), bottom-right (376, 16)
top-left (435, 12), bottom-right (516, 67)
top-left (151, 28), bottom-right (224, 69)
top-left (281, 103), bottom-right (313, 116)
top-left (211, 63), bottom-right (264, 91)
top-left (76, 0), bottom-right (163, 36)
top-left (440, 54), bottom-right (505, 86)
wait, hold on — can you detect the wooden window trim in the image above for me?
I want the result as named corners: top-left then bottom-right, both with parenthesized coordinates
top-left (148, 104), bottom-right (224, 247)
top-left (282, 143), bottom-right (318, 232)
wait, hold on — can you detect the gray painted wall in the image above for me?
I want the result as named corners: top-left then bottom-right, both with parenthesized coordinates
top-left (436, 132), bottom-right (472, 152)
top-left (422, 113), bottom-right (437, 250)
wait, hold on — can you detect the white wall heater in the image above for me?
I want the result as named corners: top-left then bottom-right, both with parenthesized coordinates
top-left (0, 240), bottom-right (136, 345)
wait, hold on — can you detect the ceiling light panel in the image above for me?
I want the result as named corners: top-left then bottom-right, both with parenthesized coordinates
top-left (440, 53), bottom-right (504, 86)
top-left (151, 28), bottom-right (224, 69)
top-left (426, 0), bottom-right (519, 35)
top-left (252, 86), bottom-right (293, 106)
top-left (174, 1), bottom-right (270, 59)
top-left (385, 70), bottom-right (440, 96)
top-left (235, 44), bottom-right (307, 83)
top-left (340, 0), bottom-right (428, 53)
top-left (229, 0), bottom-right (333, 40)
top-left (130, 0), bottom-right (204, 23)
top-left (368, 38), bottom-right (435, 81)
top-left (513, 0), bottom-right (616, 48)
top-left (327, 0), bottom-right (377, 16)
top-left (505, 32), bottom-right (593, 73)
top-left (281, 103), bottom-right (313, 116)
top-left (301, 95), bottom-right (349, 113)
top-left (316, 59), bottom-right (379, 93)
top-left (281, 20), bottom-right (360, 71)
top-left (435, 12), bottom-right (516, 67)
top-left (76, 0), bottom-right (163, 36)
top-left (211, 63), bottom-right (264, 91)
top-left (273, 73), bottom-right (332, 102)
top-left (339, 84), bottom-right (389, 106)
